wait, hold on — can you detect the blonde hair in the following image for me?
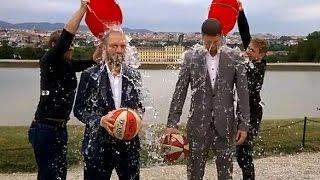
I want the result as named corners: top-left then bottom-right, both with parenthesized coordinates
top-left (101, 29), bottom-right (125, 45)
top-left (251, 38), bottom-right (268, 54)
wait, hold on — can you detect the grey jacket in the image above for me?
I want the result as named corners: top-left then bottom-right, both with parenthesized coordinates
top-left (167, 47), bottom-right (250, 139)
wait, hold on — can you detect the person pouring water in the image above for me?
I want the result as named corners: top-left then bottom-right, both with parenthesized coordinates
top-left (236, 1), bottom-right (268, 179)
top-left (28, 1), bottom-right (103, 179)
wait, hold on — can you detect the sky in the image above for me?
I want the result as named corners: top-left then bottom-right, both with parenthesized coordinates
top-left (1, 0), bottom-right (320, 35)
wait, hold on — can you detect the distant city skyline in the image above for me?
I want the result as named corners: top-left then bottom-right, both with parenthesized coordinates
top-left (1, 0), bottom-right (320, 35)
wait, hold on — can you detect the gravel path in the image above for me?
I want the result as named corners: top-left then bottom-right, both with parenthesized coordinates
top-left (1, 152), bottom-right (319, 180)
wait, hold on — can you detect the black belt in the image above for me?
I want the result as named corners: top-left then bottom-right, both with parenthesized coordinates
top-left (35, 118), bottom-right (67, 128)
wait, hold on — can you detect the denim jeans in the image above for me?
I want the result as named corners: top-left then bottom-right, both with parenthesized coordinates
top-left (28, 121), bottom-right (68, 180)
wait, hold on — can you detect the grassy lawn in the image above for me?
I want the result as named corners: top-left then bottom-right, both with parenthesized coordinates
top-left (0, 126), bottom-right (84, 173)
top-left (255, 118), bottom-right (320, 156)
top-left (0, 118), bottom-right (319, 173)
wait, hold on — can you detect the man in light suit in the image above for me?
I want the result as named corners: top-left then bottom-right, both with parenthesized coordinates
top-left (164, 19), bottom-right (250, 180)
top-left (73, 29), bottom-right (144, 180)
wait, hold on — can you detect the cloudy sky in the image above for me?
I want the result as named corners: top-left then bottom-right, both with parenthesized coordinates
top-left (1, 0), bottom-right (320, 35)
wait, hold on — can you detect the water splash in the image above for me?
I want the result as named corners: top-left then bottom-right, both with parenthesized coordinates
top-left (124, 44), bottom-right (141, 69)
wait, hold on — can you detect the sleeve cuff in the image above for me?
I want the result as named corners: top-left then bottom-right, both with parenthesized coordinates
top-left (61, 28), bottom-right (75, 46)
top-left (238, 122), bottom-right (249, 132)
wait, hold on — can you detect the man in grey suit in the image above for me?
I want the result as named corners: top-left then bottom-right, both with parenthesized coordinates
top-left (164, 19), bottom-right (250, 180)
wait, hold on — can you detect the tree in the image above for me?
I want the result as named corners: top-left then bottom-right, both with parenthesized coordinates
top-left (315, 51), bottom-right (320, 62)
top-left (279, 36), bottom-right (292, 42)
top-left (297, 41), bottom-right (315, 61)
top-left (16, 47), bottom-right (45, 59)
top-left (72, 47), bottom-right (95, 60)
top-left (268, 43), bottom-right (289, 51)
top-left (286, 51), bottom-right (299, 62)
top-left (278, 31), bottom-right (320, 62)
top-left (307, 31), bottom-right (320, 41)
top-left (0, 41), bottom-right (15, 59)
top-left (265, 55), bottom-right (288, 63)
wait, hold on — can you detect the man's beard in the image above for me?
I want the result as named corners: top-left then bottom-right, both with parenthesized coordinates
top-left (108, 54), bottom-right (124, 66)
top-left (107, 54), bottom-right (124, 75)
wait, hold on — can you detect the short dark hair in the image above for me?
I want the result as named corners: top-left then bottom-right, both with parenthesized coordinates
top-left (201, 18), bottom-right (222, 36)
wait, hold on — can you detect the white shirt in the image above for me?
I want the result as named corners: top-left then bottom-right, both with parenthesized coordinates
top-left (106, 64), bottom-right (123, 108)
top-left (206, 52), bottom-right (220, 89)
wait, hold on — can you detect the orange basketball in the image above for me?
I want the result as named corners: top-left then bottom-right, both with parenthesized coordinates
top-left (108, 108), bottom-right (142, 140)
top-left (161, 134), bottom-right (189, 162)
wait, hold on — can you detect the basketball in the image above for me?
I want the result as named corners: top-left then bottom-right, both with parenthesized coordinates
top-left (161, 134), bottom-right (189, 162)
top-left (104, 108), bottom-right (142, 140)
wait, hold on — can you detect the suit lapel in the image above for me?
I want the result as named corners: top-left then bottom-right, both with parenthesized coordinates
top-left (200, 51), bottom-right (224, 96)
top-left (212, 52), bottom-right (227, 95)
top-left (99, 66), bottom-right (116, 109)
top-left (198, 52), bottom-right (209, 82)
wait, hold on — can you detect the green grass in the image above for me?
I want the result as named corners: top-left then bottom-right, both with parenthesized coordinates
top-left (0, 126), bottom-right (35, 173)
top-left (0, 126), bottom-right (85, 173)
top-left (0, 118), bottom-right (319, 173)
top-left (254, 118), bottom-right (320, 157)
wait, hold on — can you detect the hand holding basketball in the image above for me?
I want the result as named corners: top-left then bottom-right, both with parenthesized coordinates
top-left (101, 108), bottom-right (142, 140)
top-left (100, 110), bottom-right (116, 136)
top-left (162, 128), bottom-right (180, 139)
top-left (160, 133), bottom-right (189, 162)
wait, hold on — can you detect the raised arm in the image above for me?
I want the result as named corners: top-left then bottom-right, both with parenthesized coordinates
top-left (64, 0), bottom-right (89, 34)
top-left (51, 0), bottom-right (89, 57)
top-left (237, 0), bottom-right (251, 50)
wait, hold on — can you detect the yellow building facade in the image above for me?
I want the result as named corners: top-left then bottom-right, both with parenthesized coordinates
top-left (137, 45), bottom-right (185, 63)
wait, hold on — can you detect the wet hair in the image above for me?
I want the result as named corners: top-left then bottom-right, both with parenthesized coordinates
top-left (101, 28), bottom-right (126, 62)
top-left (201, 18), bottom-right (222, 36)
top-left (102, 28), bottom-right (125, 45)
top-left (47, 30), bottom-right (62, 47)
top-left (251, 38), bottom-right (268, 54)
